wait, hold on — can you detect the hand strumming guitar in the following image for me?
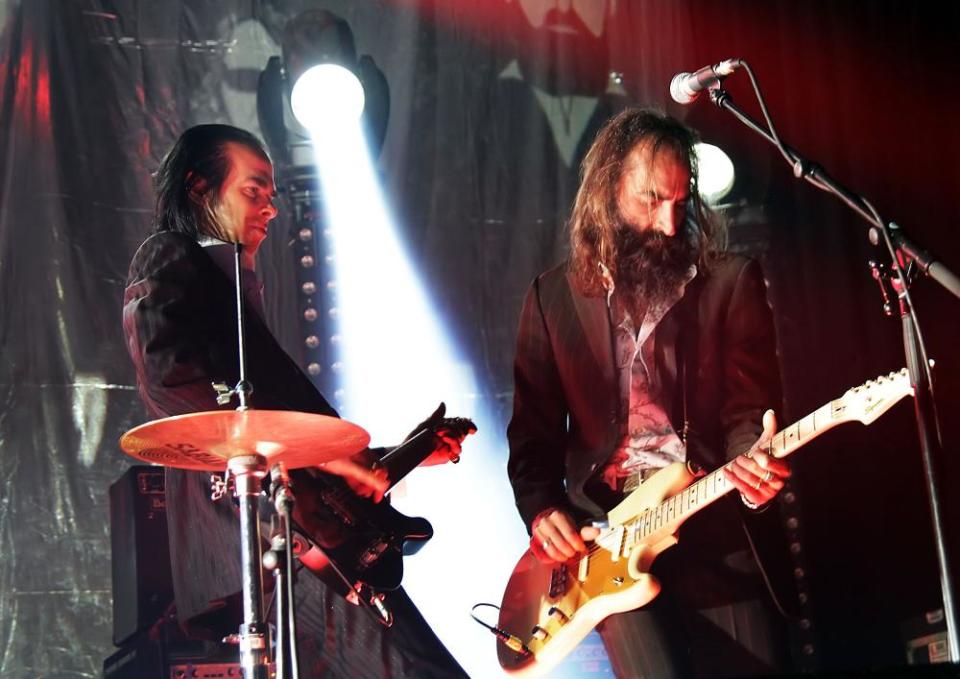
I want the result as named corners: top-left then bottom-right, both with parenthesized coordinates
top-left (529, 508), bottom-right (600, 564)
top-left (316, 451), bottom-right (389, 502)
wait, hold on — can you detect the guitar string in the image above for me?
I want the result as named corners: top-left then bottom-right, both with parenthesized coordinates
top-left (570, 407), bottom-right (830, 564)
top-left (578, 419), bottom-right (819, 570)
top-left (572, 393), bottom-right (887, 569)
top-left (578, 445), bottom-right (778, 566)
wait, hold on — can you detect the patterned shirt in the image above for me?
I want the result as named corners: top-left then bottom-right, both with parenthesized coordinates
top-left (596, 264), bottom-right (697, 492)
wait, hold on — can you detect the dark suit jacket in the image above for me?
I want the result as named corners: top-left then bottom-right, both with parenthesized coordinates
top-left (122, 230), bottom-right (338, 622)
top-left (507, 255), bottom-right (795, 609)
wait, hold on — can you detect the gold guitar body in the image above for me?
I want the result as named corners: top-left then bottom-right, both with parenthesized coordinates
top-left (497, 462), bottom-right (696, 678)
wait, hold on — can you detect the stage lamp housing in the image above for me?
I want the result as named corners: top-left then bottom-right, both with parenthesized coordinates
top-left (257, 9), bottom-right (389, 167)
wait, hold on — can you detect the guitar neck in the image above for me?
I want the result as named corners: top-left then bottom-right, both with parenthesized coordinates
top-left (374, 428), bottom-right (437, 491)
top-left (628, 401), bottom-right (842, 545)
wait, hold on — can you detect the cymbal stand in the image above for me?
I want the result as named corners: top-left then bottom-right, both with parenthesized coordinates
top-left (230, 453), bottom-right (271, 679)
top-left (221, 244), bottom-right (274, 677)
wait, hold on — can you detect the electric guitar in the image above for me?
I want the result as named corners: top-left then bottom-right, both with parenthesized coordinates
top-left (289, 414), bottom-right (475, 604)
top-left (496, 369), bottom-right (914, 677)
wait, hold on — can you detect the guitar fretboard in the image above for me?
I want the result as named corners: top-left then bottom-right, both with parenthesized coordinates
top-left (625, 402), bottom-right (841, 548)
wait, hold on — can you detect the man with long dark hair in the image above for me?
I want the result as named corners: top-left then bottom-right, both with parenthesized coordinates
top-left (123, 124), bottom-right (469, 677)
top-left (507, 109), bottom-right (793, 677)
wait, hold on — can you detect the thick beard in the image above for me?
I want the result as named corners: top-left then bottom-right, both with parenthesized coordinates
top-left (613, 227), bottom-right (699, 310)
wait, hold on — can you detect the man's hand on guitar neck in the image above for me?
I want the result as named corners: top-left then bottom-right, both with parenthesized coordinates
top-left (722, 409), bottom-right (792, 509)
top-left (530, 508), bottom-right (601, 564)
top-left (420, 418), bottom-right (477, 466)
top-left (405, 402), bottom-right (478, 467)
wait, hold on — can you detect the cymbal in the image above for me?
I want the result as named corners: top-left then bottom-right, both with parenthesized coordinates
top-left (119, 409), bottom-right (370, 471)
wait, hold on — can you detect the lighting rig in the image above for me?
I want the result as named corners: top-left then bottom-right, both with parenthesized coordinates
top-left (257, 9), bottom-right (388, 400)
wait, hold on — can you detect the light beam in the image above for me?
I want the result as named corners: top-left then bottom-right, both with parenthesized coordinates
top-left (307, 122), bottom-right (528, 678)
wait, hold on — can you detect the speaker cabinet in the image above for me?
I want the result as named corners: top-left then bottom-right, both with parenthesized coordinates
top-left (109, 466), bottom-right (174, 645)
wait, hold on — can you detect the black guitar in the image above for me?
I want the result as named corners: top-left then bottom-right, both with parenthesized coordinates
top-left (287, 410), bottom-right (474, 603)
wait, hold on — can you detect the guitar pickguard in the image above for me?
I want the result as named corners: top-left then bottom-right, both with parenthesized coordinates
top-left (290, 469), bottom-right (433, 591)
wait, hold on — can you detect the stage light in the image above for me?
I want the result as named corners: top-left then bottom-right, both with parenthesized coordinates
top-left (256, 10), bottom-right (390, 400)
top-left (257, 9), bottom-right (389, 168)
top-left (694, 142), bottom-right (736, 205)
top-left (290, 63), bottom-right (365, 131)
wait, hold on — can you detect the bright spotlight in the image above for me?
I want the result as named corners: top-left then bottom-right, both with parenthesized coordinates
top-left (290, 64), bottom-right (365, 131)
top-left (694, 141), bottom-right (736, 204)
top-left (307, 121), bottom-right (529, 679)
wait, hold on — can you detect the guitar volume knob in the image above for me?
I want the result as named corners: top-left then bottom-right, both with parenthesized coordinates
top-left (548, 607), bottom-right (569, 624)
top-left (531, 625), bottom-right (549, 641)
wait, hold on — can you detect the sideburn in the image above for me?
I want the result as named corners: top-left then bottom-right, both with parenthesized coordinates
top-left (189, 181), bottom-right (229, 242)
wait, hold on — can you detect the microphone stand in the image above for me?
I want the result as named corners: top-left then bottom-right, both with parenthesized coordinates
top-left (227, 243), bottom-right (272, 679)
top-left (214, 243), bottom-right (296, 678)
top-left (265, 463), bottom-right (301, 679)
top-left (703, 71), bottom-right (959, 661)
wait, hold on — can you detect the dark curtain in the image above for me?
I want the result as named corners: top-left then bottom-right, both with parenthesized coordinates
top-left (0, 0), bottom-right (957, 676)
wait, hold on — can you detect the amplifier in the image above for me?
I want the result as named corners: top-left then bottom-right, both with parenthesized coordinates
top-left (902, 609), bottom-right (950, 665)
top-left (109, 466), bottom-right (175, 645)
top-left (102, 633), bottom-right (249, 679)
top-left (169, 662), bottom-right (245, 678)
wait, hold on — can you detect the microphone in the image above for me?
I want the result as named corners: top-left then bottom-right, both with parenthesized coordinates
top-left (669, 59), bottom-right (742, 105)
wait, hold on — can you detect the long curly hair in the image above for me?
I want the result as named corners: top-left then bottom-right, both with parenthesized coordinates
top-left (568, 108), bottom-right (725, 296)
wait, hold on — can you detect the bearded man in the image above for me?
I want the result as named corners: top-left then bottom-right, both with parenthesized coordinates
top-left (507, 108), bottom-right (794, 677)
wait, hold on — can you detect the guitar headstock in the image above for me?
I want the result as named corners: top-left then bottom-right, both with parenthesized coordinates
top-left (832, 368), bottom-right (913, 425)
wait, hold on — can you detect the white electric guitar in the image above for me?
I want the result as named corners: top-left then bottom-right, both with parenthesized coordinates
top-left (497, 369), bottom-right (914, 677)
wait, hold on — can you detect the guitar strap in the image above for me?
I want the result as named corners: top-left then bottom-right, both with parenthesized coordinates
top-left (678, 269), bottom-right (701, 454)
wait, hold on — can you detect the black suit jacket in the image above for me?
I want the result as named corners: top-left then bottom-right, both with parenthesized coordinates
top-left (122, 231), bottom-right (338, 622)
top-left (507, 256), bottom-right (795, 609)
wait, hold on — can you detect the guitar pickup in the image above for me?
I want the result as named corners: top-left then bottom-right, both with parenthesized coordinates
top-left (359, 541), bottom-right (388, 566)
top-left (548, 567), bottom-right (569, 598)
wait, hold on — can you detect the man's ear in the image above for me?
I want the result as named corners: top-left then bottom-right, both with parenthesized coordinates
top-left (186, 172), bottom-right (209, 204)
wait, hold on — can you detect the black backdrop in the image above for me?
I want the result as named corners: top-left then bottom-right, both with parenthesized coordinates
top-left (0, 1), bottom-right (957, 677)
